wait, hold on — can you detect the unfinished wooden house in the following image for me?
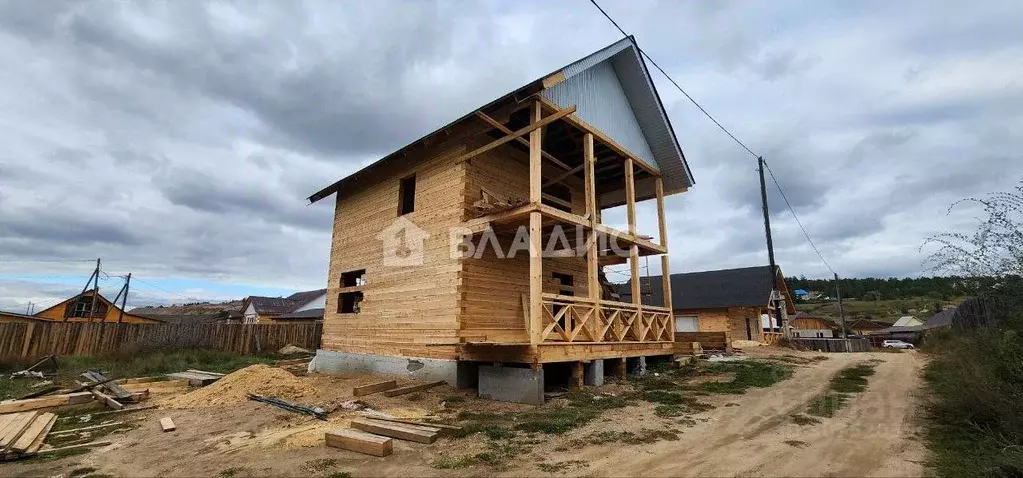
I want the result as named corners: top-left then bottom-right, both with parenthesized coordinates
top-left (307, 38), bottom-right (694, 403)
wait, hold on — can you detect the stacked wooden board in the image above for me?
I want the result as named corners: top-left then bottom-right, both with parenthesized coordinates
top-left (0, 411), bottom-right (56, 460)
top-left (325, 416), bottom-right (451, 457)
top-left (166, 370), bottom-right (224, 386)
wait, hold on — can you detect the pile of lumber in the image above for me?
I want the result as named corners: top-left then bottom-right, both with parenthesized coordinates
top-left (325, 416), bottom-right (458, 457)
top-left (166, 370), bottom-right (224, 386)
top-left (0, 411), bottom-right (56, 460)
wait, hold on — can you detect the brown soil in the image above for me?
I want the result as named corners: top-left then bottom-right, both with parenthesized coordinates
top-left (4, 348), bottom-right (929, 478)
top-left (163, 365), bottom-right (317, 408)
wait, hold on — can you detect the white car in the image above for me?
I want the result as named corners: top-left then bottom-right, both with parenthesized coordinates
top-left (882, 340), bottom-right (915, 349)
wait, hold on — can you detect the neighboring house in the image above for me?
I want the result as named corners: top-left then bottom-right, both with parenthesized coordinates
top-left (924, 308), bottom-right (955, 330)
top-left (846, 318), bottom-right (889, 336)
top-left (32, 290), bottom-right (162, 323)
top-left (240, 289), bottom-right (327, 324)
top-left (893, 316), bottom-right (924, 327)
top-left (305, 36), bottom-right (694, 399)
top-left (790, 312), bottom-right (835, 338)
top-left (619, 265), bottom-right (797, 344)
top-left (793, 289), bottom-right (809, 300)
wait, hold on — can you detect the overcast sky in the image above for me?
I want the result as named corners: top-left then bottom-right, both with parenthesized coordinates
top-left (1, 0), bottom-right (1021, 312)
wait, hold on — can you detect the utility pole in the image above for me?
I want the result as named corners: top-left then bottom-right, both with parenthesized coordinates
top-left (759, 158), bottom-right (786, 338)
top-left (119, 273), bottom-right (131, 323)
top-left (835, 272), bottom-right (847, 339)
top-left (87, 258), bottom-right (101, 322)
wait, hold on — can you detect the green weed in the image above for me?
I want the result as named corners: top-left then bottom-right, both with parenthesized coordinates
top-left (698, 361), bottom-right (793, 394)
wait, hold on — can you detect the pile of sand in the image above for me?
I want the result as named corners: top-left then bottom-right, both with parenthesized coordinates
top-left (164, 364), bottom-right (318, 408)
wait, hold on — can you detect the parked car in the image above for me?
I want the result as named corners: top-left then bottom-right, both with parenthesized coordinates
top-left (882, 339), bottom-right (915, 349)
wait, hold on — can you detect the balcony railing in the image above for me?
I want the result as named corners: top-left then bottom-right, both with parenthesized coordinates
top-left (540, 294), bottom-right (672, 343)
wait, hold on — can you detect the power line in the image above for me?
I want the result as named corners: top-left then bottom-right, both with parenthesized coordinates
top-left (585, 0), bottom-right (836, 275)
top-left (763, 161), bottom-right (836, 275)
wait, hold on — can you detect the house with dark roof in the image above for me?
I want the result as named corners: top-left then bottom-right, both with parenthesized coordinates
top-left (619, 265), bottom-right (796, 344)
top-left (240, 289), bottom-right (326, 324)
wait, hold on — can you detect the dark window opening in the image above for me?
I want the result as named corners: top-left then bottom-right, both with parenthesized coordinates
top-left (338, 291), bottom-right (364, 314)
top-left (66, 297), bottom-right (108, 318)
top-left (398, 175), bottom-right (416, 215)
top-left (341, 269), bottom-right (366, 287)
top-left (542, 183), bottom-right (572, 213)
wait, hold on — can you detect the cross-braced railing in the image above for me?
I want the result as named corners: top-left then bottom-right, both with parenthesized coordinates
top-left (539, 293), bottom-right (673, 343)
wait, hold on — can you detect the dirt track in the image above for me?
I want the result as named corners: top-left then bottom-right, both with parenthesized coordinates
top-left (5, 349), bottom-right (928, 478)
top-left (589, 350), bottom-right (929, 477)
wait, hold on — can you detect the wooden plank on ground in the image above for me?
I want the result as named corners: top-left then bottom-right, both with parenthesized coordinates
top-left (26, 413), bottom-right (57, 454)
top-left (82, 371), bottom-right (133, 400)
top-left (0, 392), bottom-right (94, 414)
top-left (185, 369), bottom-right (225, 377)
top-left (0, 411), bottom-right (38, 450)
top-left (166, 372), bottom-right (220, 386)
top-left (10, 413), bottom-right (55, 453)
top-left (57, 404), bottom-right (157, 421)
top-left (90, 390), bottom-right (123, 410)
top-left (49, 421), bottom-right (126, 438)
top-left (325, 429), bottom-right (392, 457)
top-left (120, 379), bottom-right (189, 393)
top-left (352, 380), bottom-right (397, 397)
top-left (273, 358), bottom-right (312, 367)
top-left (159, 417), bottom-right (176, 432)
top-left (350, 418), bottom-right (437, 444)
top-left (358, 414), bottom-right (462, 431)
top-left (382, 381), bottom-right (445, 397)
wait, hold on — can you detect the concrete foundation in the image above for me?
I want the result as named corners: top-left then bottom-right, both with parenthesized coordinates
top-left (478, 365), bottom-right (544, 405)
top-left (627, 356), bottom-right (647, 377)
top-left (584, 360), bottom-right (604, 386)
top-left (311, 349), bottom-right (477, 388)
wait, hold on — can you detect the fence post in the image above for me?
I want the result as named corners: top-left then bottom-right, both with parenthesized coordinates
top-left (21, 323), bottom-right (35, 358)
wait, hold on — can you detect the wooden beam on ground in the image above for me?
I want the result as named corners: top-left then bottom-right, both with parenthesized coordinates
top-left (454, 105), bottom-right (576, 165)
top-left (82, 371), bottom-right (132, 400)
top-left (90, 390), bottom-right (123, 410)
top-left (0, 392), bottom-right (94, 414)
top-left (56, 404), bottom-right (157, 421)
top-left (0, 411), bottom-right (38, 452)
top-left (350, 418), bottom-right (438, 444)
top-left (358, 414), bottom-right (462, 431)
top-left (120, 379), bottom-right (189, 393)
top-left (475, 111), bottom-right (574, 174)
top-left (382, 381), bottom-right (445, 397)
top-left (159, 417), bottom-right (176, 432)
top-left (325, 429), bottom-right (392, 457)
top-left (352, 380), bottom-right (398, 397)
top-left (571, 362), bottom-right (584, 389)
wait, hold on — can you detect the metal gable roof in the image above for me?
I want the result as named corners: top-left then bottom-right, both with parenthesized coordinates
top-left (309, 36), bottom-right (694, 204)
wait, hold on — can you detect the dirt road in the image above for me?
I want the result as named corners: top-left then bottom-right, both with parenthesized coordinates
top-left (5, 349), bottom-right (928, 478)
top-left (589, 350), bottom-right (929, 477)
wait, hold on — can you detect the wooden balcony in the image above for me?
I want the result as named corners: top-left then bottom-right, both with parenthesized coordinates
top-left (540, 294), bottom-right (672, 343)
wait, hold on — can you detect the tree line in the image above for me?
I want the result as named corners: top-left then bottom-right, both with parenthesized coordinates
top-left (782, 275), bottom-right (1015, 301)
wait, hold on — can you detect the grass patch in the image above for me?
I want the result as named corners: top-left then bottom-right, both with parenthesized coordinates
top-left (698, 361), bottom-right (793, 394)
top-left (584, 428), bottom-right (679, 445)
top-left (791, 414), bottom-right (821, 426)
top-left (326, 473), bottom-right (352, 478)
top-left (642, 390), bottom-right (685, 404)
top-left (302, 458), bottom-right (338, 472)
top-left (442, 395), bottom-right (465, 404)
top-left (804, 363), bottom-right (877, 418)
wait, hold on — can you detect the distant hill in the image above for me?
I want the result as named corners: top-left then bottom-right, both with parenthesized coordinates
top-left (129, 300), bottom-right (243, 318)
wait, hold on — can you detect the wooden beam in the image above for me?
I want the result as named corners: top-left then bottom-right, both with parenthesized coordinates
top-left (584, 133), bottom-right (600, 309)
top-left (540, 193), bottom-right (572, 210)
top-left (381, 380), bottom-right (445, 397)
top-left (91, 389), bottom-right (123, 410)
top-left (455, 105), bottom-right (576, 165)
top-left (0, 392), bottom-right (94, 414)
top-left (475, 111), bottom-right (574, 173)
top-left (352, 380), bottom-right (398, 397)
top-left (357, 414), bottom-right (462, 431)
top-left (655, 177), bottom-right (667, 247)
top-left (325, 429), bottom-right (392, 457)
top-left (630, 246), bottom-right (641, 307)
top-left (625, 158), bottom-right (636, 236)
top-left (350, 418), bottom-right (438, 444)
top-left (542, 163), bottom-right (584, 188)
top-left (656, 176), bottom-right (673, 333)
top-left (529, 100), bottom-right (544, 345)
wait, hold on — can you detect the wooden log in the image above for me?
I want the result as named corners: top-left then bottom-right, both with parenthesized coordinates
top-left (325, 429), bottom-right (392, 457)
top-left (352, 380), bottom-right (397, 397)
top-left (358, 414), bottom-right (462, 431)
top-left (382, 381), bottom-right (445, 397)
top-left (90, 390), bottom-right (123, 410)
top-left (159, 417), bottom-right (176, 432)
top-left (350, 418), bottom-right (437, 444)
top-left (10, 413), bottom-right (56, 453)
top-left (0, 392), bottom-right (94, 414)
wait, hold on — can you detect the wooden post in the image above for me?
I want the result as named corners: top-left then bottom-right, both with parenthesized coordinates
top-left (529, 101), bottom-right (543, 345)
top-left (625, 159), bottom-right (636, 236)
top-left (571, 361), bottom-right (584, 389)
top-left (655, 178), bottom-right (673, 336)
top-left (584, 134), bottom-right (600, 308)
top-left (618, 357), bottom-right (627, 381)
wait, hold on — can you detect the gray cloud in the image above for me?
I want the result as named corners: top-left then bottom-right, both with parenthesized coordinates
top-left (0, 0), bottom-right (1022, 310)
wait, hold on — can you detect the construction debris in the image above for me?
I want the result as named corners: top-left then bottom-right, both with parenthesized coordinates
top-left (326, 428), bottom-right (392, 456)
top-left (167, 370), bottom-right (223, 386)
top-left (81, 371), bottom-right (133, 401)
top-left (359, 414), bottom-right (461, 431)
top-left (8, 356), bottom-right (58, 380)
top-left (352, 380), bottom-right (397, 397)
top-left (159, 417), bottom-right (176, 432)
top-left (246, 394), bottom-right (326, 420)
top-left (164, 364), bottom-right (315, 408)
top-left (90, 389), bottom-right (123, 410)
top-left (278, 345), bottom-right (312, 355)
top-left (469, 189), bottom-right (528, 218)
top-left (382, 380), bottom-right (445, 397)
top-left (0, 411), bottom-right (56, 460)
top-left (0, 392), bottom-right (94, 414)
top-left (48, 421), bottom-right (126, 439)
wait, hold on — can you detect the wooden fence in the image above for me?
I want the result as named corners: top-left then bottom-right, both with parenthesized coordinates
top-left (791, 337), bottom-right (872, 353)
top-left (0, 322), bottom-right (322, 362)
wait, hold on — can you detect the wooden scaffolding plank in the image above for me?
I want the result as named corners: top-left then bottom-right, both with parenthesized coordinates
top-left (352, 380), bottom-right (398, 397)
top-left (381, 381), bottom-right (445, 397)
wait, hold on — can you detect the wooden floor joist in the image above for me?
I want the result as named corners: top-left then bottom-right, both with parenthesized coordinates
top-left (325, 429), bottom-right (392, 457)
top-left (350, 418), bottom-right (438, 444)
top-left (381, 381), bottom-right (445, 397)
top-left (352, 380), bottom-right (397, 397)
